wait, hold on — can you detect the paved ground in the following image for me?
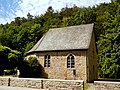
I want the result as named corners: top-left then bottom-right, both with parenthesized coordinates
top-left (0, 86), bottom-right (44, 90)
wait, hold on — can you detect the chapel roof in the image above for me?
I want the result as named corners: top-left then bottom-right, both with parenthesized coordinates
top-left (28, 23), bottom-right (94, 53)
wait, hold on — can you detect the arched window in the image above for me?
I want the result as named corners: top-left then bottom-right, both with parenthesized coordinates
top-left (44, 55), bottom-right (50, 67)
top-left (67, 54), bottom-right (75, 68)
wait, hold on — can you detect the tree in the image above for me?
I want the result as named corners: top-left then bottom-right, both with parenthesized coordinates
top-left (97, 7), bottom-right (120, 78)
top-left (27, 12), bottom-right (33, 20)
top-left (0, 45), bottom-right (21, 75)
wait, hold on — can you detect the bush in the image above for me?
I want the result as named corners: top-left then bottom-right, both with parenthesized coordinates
top-left (19, 56), bottom-right (48, 78)
top-left (3, 69), bottom-right (17, 76)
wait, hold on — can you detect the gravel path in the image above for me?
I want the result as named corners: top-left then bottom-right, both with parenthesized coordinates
top-left (0, 86), bottom-right (44, 90)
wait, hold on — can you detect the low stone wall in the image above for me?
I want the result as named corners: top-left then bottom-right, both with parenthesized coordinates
top-left (94, 81), bottom-right (120, 90)
top-left (10, 78), bottom-right (42, 89)
top-left (0, 77), bottom-right (9, 86)
top-left (0, 77), bottom-right (84, 90)
top-left (42, 79), bottom-right (84, 90)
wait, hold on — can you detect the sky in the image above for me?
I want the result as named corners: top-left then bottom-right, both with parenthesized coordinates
top-left (0, 0), bottom-right (111, 24)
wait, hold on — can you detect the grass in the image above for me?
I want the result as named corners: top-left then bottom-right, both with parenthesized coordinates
top-left (84, 83), bottom-right (90, 90)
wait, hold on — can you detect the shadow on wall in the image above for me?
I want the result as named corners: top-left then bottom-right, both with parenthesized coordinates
top-left (39, 64), bottom-right (48, 78)
top-left (18, 56), bottom-right (48, 78)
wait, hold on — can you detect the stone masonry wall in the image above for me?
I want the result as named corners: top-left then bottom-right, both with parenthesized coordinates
top-left (0, 77), bottom-right (9, 86)
top-left (10, 78), bottom-right (42, 89)
top-left (42, 79), bottom-right (84, 90)
top-left (94, 81), bottom-right (120, 90)
top-left (86, 32), bottom-right (98, 82)
top-left (36, 50), bottom-right (87, 81)
top-left (0, 77), bottom-right (84, 90)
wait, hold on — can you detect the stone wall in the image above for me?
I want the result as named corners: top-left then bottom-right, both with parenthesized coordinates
top-left (94, 81), bottom-right (120, 90)
top-left (86, 32), bottom-right (98, 82)
top-left (36, 50), bottom-right (87, 81)
top-left (0, 77), bottom-right (9, 86)
top-left (10, 78), bottom-right (42, 89)
top-left (0, 77), bottom-right (84, 90)
top-left (42, 79), bottom-right (84, 90)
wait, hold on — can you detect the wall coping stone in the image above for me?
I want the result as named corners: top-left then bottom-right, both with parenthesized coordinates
top-left (10, 77), bottom-right (84, 82)
top-left (0, 77), bottom-right (11, 78)
top-left (94, 81), bottom-right (120, 84)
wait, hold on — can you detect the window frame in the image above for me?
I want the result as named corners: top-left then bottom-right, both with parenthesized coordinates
top-left (44, 55), bottom-right (50, 67)
top-left (67, 54), bottom-right (75, 68)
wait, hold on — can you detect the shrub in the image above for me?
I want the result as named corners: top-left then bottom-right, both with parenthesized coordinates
top-left (19, 56), bottom-right (48, 78)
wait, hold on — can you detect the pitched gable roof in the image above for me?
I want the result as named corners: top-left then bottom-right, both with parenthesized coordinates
top-left (28, 23), bottom-right (94, 53)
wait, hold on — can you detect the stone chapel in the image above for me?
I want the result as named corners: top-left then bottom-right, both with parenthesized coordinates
top-left (27, 23), bottom-right (98, 82)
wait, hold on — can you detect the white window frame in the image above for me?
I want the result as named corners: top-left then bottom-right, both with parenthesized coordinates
top-left (67, 54), bottom-right (75, 68)
top-left (44, 55), bottom-right (50, 67)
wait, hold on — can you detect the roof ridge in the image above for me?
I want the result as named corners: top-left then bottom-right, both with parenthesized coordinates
top-left (49, 23), bottom-right (94, 30)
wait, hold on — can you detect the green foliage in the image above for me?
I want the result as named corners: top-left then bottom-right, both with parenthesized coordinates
top-left (0, 45), bottom-right (21, 75)
top-left (84, 83), bottom-right (90, 90)
top-left (27, 57), bottom-right (40, 70)
top-left (97, 11), bottom-right (120, 78)
top-left (3, 69), bottom-right (17, 76)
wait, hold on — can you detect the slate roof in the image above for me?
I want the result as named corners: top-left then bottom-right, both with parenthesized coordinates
top-left (28, 23), bottom-right (94, 53)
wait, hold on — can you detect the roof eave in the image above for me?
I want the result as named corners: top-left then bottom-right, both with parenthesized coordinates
top-left (27, 48), bottom-right (88, 55)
